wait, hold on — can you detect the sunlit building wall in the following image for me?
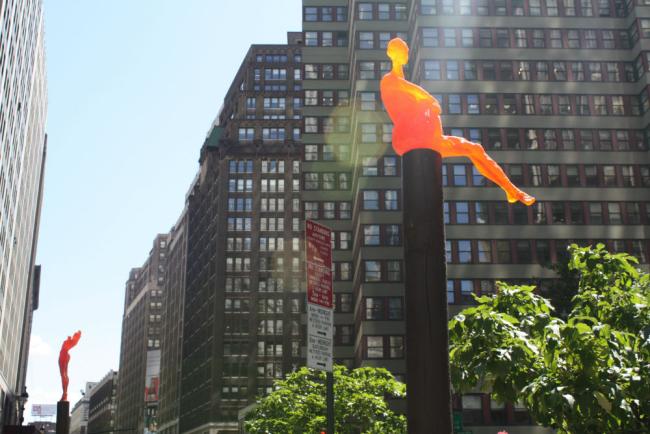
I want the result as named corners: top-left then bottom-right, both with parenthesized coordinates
top-left (0, 0), bottom-right (47, 426)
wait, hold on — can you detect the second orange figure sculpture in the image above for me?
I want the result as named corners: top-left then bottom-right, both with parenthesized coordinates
top-left (380, 38), bottom-right (535, 206)
top-left (58, 330), bottom-right (81, 402)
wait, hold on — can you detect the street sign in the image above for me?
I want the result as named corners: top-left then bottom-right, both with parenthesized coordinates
top-left (306, 220), bottom-right (332, 267)
top-left (308, 303), bottom-right (333, 339)
top-left (306, 220), bottom-right (333, 372)
top-left (307, 262), bottom-right (333, 308)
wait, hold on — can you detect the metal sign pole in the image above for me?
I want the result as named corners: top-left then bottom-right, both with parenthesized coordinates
top-left (326, 371), bottom-right (335, 433)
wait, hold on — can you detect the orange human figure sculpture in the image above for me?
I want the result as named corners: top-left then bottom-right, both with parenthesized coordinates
top-left (58, 330), bottom-right (81, 401)
top-left (380, 38), bottom-right (535, 206)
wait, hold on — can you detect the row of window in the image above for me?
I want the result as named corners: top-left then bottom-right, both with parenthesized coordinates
top-left (303, 6), bottom-right (348, 22)
top-left (363, 260), bottom-right (404, 283)
top-left (238, 127), bottom-right (289, 142)
top-left (453, 393), bottom-right (531, 426)
top-left (304, 63), bottom-right (349, 80)
top-left (359, 156), bottom-right (399, 177)
top-left (303, 172), bottom-right (351, 191)
top-left (365, 336), bottom-right (404, 359)
top-left (445, 238), bottom-right (648, 264)
top-left (224, 297), bottom-right (301, 315)
top-left (420, 0), bottom-right (630, 18)
top-left (304, 89), bottom-right (350, 107)
top-left (444, 163), bottom-right (650, 187)
top-left (254, 53), bottom-right (300, 64)
top-left (228, 160), bottom-right (300, 175)
top-left (438, 127), bottom-right (648, 151)
top-left (301, 201), bottom-right (352, 220)
top-left (248, 83), bottom-right (299, 92)
top-left (429, 92), bottom-right (639, 117)
top-left (303, 116), bottom-right (351, 134)
top-left (304, 31), bottom-right (348, 48)
top-left (303, 143), bottom-right (352, 162)
top-left (357, 31), bottom-right (409, 50)
top-left (420, 26), bottom-right (632, 50)
top-left (360, 190), bottom-right (401, 212)
top-left (362, 224), bottom-right (403, 247)
top-left (225, 277), bottom-right (294, 293)
top-left (226, 237), bottom-right (302, 253)
top-left (226, 256), bottom-right (303, 273)
top-left (228, 202), bottom-right (354, 226)
top-left (444, 201), bottom-right (650, 226)
top-left (356, 3), bottom-right (409, 20)
top-left (419, 59), bottom-right (636, 83)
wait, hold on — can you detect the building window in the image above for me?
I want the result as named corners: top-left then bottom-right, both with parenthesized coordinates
top-left (458, 240), bottom-right (472, 263)
top-left (423, 60), bottom-right (441, 80)
top-left (364, 225), bottom-right (380, 246)
top-left (385, 190), bottom-right (399, 210)
top-left (364, 261), bottom-right (382, 282)
top-left (366, 336), bottom-right (384, 358)
top-left (387, 261), bottom-right (402, 281)
top-left (359, 32), bottom-right (374, 49)
top-left (477, 240), bottom-right (492, 263)
top-left (385, 225), bottom-right (401, 245)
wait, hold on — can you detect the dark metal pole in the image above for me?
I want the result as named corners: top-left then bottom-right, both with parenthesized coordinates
top-left (402, 149), bottom-right (453, 434)
top-left (326, 371), bottom-right (335, 433)
top-left (56, 401), bottom-right (70, 434)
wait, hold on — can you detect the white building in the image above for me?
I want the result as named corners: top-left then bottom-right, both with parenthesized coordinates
top-left (0, 0), bottom-right (48, 427)
top-left (70, 382), bottom-right (98, 434)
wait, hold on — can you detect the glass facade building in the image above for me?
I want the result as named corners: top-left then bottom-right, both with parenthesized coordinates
top-left (0, 0), bottom-right (47, 427)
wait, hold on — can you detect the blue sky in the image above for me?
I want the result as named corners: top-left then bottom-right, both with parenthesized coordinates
top-left (26, 0), bottom-right (301, 420)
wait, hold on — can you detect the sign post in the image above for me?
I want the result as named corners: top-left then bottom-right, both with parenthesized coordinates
top-left (306, 220), bottom-right (334, 433)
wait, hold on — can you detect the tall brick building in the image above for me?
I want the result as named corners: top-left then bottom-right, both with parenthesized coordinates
top-left (115, 235), bottom-right (169, 434)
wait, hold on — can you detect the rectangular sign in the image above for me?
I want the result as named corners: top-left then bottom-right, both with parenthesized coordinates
top-left (308, 303), bottom-right (333, 340)
top-left (306, 220), bottom-right (332, 268)
top-left (307, 262), bottom-right (333, 308)
top-left (308, 334), bottom-right (333, 372)
top-left (31, 404), bottom-right (56, 417)
top-left (306, 220), bottom-right (333, 372)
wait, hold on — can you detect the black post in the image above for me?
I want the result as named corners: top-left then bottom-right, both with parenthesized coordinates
top-left (56, 401), bottom-right (70, 434)
top-left (402, 149), bottom-right (453, 434)
top-left (326, 371), bottom-right (335, 433)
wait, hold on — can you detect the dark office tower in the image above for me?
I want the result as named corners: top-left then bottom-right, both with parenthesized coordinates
top-left (115, 234), bottom-right (169, 434)
top-left (158, 211), bottom-right (188, 434)
top-left (0, 0), bottom-right (47, 427)
top-left (303, 0), bottom-right (650, 431)
top-left (88, 370), bottom-right (118, 434)
top-left (176, 33), bottom-right (304, 433)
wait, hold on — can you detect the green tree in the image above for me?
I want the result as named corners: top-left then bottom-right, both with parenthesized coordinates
top-left (244, 365), bottom-right (407, 434)
top-left (449, 245), bottom-right (649, 433)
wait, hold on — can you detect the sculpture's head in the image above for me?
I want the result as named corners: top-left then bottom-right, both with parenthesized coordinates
top-left (387, 38), bottom-right (409, 67)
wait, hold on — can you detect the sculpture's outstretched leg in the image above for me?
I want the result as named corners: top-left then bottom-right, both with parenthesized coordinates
top-left (440, 136), bottom-right (535, 205)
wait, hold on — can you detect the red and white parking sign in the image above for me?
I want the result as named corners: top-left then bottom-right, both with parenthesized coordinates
top-left (306, 220), bottom-right (332, 267)
top-left (306, 220), bottom-right (333, 372)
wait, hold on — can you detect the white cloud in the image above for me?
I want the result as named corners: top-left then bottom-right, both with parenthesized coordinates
top-left (29, 335), bottom-right (52, 357)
